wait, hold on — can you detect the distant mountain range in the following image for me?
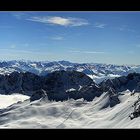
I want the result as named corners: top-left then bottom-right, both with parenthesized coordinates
top-left (0, 60), bottom-right (140, 83)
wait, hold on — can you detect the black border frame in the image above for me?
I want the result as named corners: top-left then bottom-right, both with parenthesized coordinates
top-left (0, 0), bottom-right (140, 11)
top-left (0, 0), bottom-right (140, 138)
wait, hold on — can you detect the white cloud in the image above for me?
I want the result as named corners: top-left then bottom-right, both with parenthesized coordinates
top-left (13, 14), bottom-right (22, 19)
top-left (12, 13), bottom-right (28, 19)
top-left (51, 36), bottom-right (64, 40)
top-left (94, 23), bottom-right (106, 28)
top-left (117, 25), bottom-right (136, 33)
top-left (127, 29), bottom-right (135, 32)
top-left (0, 48), bottom-right (32, 54)
top-left (22, 43), bottom-right (29, 47)
top-left (27, 16), bottom-right (89, 27)
top-left (10, 44), bottom-right (16, 49)
top-left (0, 48), bottom-right (50, 55)
top-left (10, 43), bottom-right (30, 49)
top-left (69, 50), bottom-right (105, 54)
top-left (118, 27), bottom-right (125, 31)
top-left (118, 25), bottom-right (127, 31)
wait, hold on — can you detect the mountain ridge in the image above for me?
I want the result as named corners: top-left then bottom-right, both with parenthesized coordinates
top-left (0, 70), bottom-right (140, 104)
top-left (0, 70), bottom-right (140, 128)
top-left (0, 60), bottom-right (140, 84)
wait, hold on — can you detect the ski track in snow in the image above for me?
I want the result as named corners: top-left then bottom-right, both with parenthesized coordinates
top-left (0, 91), bottom-right (140, 128)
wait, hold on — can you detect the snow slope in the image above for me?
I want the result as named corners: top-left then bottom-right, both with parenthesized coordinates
top-left (0, 90), bottom-right (139, 128)
top-left (0, 94), bottom-right (30, 109)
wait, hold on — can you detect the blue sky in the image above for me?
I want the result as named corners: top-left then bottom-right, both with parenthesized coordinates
top-left (0, 11), bottom-right (140, 65)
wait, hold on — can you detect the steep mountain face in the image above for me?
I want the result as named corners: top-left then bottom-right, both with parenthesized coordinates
top-left (1, 64), bottom-right (140, 128)
top-left (0, 70), bottom-right (140, 104)
top-left (1, 71), bottom-right (140, 128)
top-left (30, 89), bottom-right (47, 102)
top-left (0, 72), bottom-right (43, 95)
top-left (100, 73), bottom-right (140, 93)
top-left (0, 72), bottom-right (23, 94)
top-left (0, 71), bottom-right (101, 101)
top-left (42, 70), bottom-right (97, 101)
top-left (0, 60), bottom-right (140, 83)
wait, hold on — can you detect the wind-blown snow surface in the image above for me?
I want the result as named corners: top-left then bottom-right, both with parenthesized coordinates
top-left (0, 91), bottom-right (140, 128)
top-left (0, 94), bottom-right (30, 109)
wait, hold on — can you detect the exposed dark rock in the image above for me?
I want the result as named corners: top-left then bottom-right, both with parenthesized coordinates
top-left (107, 88), bottom-right (120, 107)
top-left (0, 71), bottom-right (140, 103)
top-left (44, 70), bottom-right (94, 101)
top-left (117, 76), bottom-right (128, 85)
top-left (0, 70), bottom-right (96, 101)
top-left (100, 72), bottom-right (140, 93)
top-left (22, 72), bottom-right (43, 92)
top-left (30, 89), bottom-right (47, 101)
top-left (129, 96), bottom-right (140, 120)
top-left (0, 72), bottom-right (23, 94)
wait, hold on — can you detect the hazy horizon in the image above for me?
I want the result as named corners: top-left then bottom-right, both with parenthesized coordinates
top-left (0, 59), bottom-right (139, 66)
top-left (0, 11), bottom-right (140, 65)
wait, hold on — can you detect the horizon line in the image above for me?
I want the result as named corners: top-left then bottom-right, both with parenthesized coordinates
top-left (0, 59), bottom-right (139, 66)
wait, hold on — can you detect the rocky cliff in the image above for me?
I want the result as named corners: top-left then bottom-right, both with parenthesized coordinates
top-left (0, 71), bottom-right (140, 103)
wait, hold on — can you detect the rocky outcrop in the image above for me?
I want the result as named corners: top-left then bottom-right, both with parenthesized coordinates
top-left (30, 89), bottom-right (47, 102)
top-left (129, 96), bottom-right (140, 120)
top-left (0, 71), bottom-right (43, 95)
top-left (0, 70), bottom-right (100, 101)
top-left (22, 72), bottom-right (43, 92)
top-left (43, 70), bottom-right (94, 101)
top-left (0, 71), bottom-right (140, 103)
top-left (100, 73), bottom-right (140, 93)
top-left (0, 72), bottom-right (23, 94)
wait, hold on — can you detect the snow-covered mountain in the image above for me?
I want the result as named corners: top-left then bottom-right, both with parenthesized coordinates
top-left (0, 60), bottom-right (140, 83)
top-left (0, 70), bottom-right (140, 102)
top-left (0, 64), bottom-right (140, 128)
top-left (0, 90), bottom-right (139, 128)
